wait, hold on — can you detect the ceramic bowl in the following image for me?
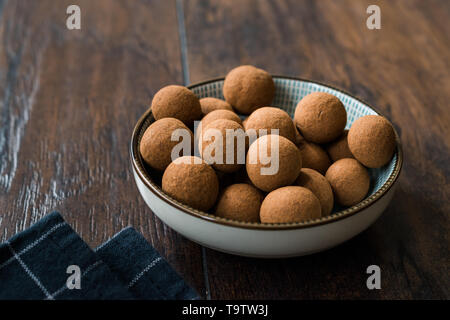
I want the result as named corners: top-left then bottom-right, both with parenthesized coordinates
top-left (130, 76), bottom-right (403, 258)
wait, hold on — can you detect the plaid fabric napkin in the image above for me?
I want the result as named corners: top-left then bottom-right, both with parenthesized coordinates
top-left (0, 212), bottom-right (199, 300)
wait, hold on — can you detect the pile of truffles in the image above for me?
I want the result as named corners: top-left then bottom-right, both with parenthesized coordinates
top-left (140, 65), bottom-right (397, 224)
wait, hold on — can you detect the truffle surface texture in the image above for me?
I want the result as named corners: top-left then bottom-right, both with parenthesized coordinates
top-left (223, 65), bottom-right (275, 115)
top-left (196, 109), bottom-right (242, 140)
top-left (140, 118), bottom-right (193, 171)
top-left (162, 156), bottom-right (219, 211)
top-left (348, 115), bottom-right (396, 168)
top-left (260, 186), bottom-right (321, 223)
top-left (151, 85), bottom-right (202, 126)
top-left (245, 107), bottom-right (297, 143)
top-left (296, 168), bottom-right (334, 217)
top-left (201, 119), bottom-right (246, 173)
top-left (246, 134), bottom-right (302, 192)
top-left (294, 92), bottom-right (347, 143)
top-left (297, 141), bottom-right (331, 175)
top-left (199, 97), bottom-right (233, 115)
top-left (325, 130), bottom-right (354, 162)
top-left (325, 158), bottom-right (370, 207)
top-left (294, 125), bottom-right (305, 145)
top-left (214, 183), bottom-right (263, 222)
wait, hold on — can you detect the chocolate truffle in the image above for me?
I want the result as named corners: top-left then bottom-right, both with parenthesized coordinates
top-left (199, 97), bottom-right (233, 115)
top-left (162, 156), bottom-right (219, 211)
top-left (140, 118), bottom-right (193, 171)
top-left (201, 119), bottom-right (246, 173)
top-left (294, 92), bottom-right (347, 143)
top-left (325, 130), bottom-right (354, 162)
top-left (297, 141), bottom-right (331, 175)
top-left (151, 85), bottom-right (202, 126)
top-left (296, 168), bottom-right (334, 217)
top-left (246, 135), bottom-right (302, 192)
top-left (245, 107), bottom-right (297, 143)
top-left (214, 183), bottom-right (263, 222)
top-left (348, 115), bottom-right (396, 168)
top-left (223, 65), bottom-right (275, 115)
top-left (196, 109), bottom-right (242, 139)
top-left (325, 158), bottom-right (370, 207)
top-left (260, 186), bottom-right (321, 223)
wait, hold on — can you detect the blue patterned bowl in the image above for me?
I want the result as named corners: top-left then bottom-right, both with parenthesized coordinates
top-left (131, 76), bottom-right (403, 257)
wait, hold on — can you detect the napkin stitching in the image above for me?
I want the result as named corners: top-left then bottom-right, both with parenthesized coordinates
top-left (0, 222), bottom-right (66, 270)
top-left (6, 241), bottom-right (53, 300)
top-left (94, 227), bottom-right (132, 252)
top-left (48, 260), bottom-right (103, 299)
top-left (127, 257), bottom-right (162, 289)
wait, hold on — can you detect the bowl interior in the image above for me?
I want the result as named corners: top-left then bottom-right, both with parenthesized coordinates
top-left (191, 77), bottom-right (397, 200)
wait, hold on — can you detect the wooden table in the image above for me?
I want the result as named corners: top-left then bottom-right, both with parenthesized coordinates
top-left (0, 0), bottom-right (448, 299)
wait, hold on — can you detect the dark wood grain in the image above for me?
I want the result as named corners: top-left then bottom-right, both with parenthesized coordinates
top-left (183, 0), bottom-right (450, 299)
top-left (0, 0), bottom-right (205, 296)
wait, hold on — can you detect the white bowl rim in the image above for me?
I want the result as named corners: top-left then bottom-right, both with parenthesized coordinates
top-left (130, 76), bottom-right (403, 231)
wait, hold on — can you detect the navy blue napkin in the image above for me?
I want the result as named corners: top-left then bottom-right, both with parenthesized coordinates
top-left (0, 212), bottom-right (199, 300)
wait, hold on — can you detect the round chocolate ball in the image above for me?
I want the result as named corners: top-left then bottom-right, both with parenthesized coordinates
top-left (199, 97), bottom-right (233, 116)
top-left (296, 168), bottom-right (334, 217)
top-left (196, 109), bottom-right (242, 139)
top-left (325, 130), bottom-right (354, 162)
top-left (325, 158), bottom-right (370, 207)
top-left (162, 156), bottom-right (219, 211)
top-left (297, 141), bottom-right (331, 175)
top-left (260, 186), bottom-right (321, 223)
top-left (140, 118), bottom-right (193, 171)
top-left (201, 119), bottom-right (246, 173)
top-left (214, 183), bottom-right (263, 222)
top-left (246, 134), bottom-right (302, 192)
top-left (223, 65), bottom-right (275, 115)
top-left (294, 92), bottom-right (347, 143)
top-left (348, 115), bottom-right (396, 168)
top-left (245, 107), bottom-right (297, 143)
top-left (151, 85), bottom-right (202, 126)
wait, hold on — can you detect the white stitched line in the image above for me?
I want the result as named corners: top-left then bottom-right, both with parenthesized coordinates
top-left (0, 222), bottom-right (66, 270)
top-left (94, 227), bottom-right (131, 252)
top-left (48, 260), bottom-right (103, 300)
top-left (128, 257), bottom-right (162, 289)
top-left (6, 242), bottom-right (53, 299)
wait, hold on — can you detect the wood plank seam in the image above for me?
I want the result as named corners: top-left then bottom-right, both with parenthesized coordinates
top-left (175, 0), bottom-right (212, 300)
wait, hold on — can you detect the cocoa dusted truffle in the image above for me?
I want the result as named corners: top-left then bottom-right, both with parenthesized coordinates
top-left (223, 65), bottom-right (275, 115)
top-left (348, 115), bottom-right (396, 168)
top-left (201, 119), bottom-right (246, 173)
top-left (325, 158), bottom-right (370, 207)
top-left (297, 141), bottom-right (331, 175)
top-left (140, 118), bottom-right (193, 171)
top-left (151, 85), bottom-right (202, 126)
top-left (245, 107), bottom-right (297, 143)
top-left (162, 156), bottom-right (219, 211)
top-left (246, 134), bottom-right (302, 192)
top-left (294, 92), bottom-right (347, 143)
top-left (296, 168), bottom-right (334, 217)
top-left (199, 97), bottom-right (233, 116)
top-left (260, 186), bottom-right (321, 223)
top-left (214, 183), bottom-right (263, 222)
top-left (325, 130), bottom-right (354, 162)
top-left (196, 109), bottom-right (242, 139)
